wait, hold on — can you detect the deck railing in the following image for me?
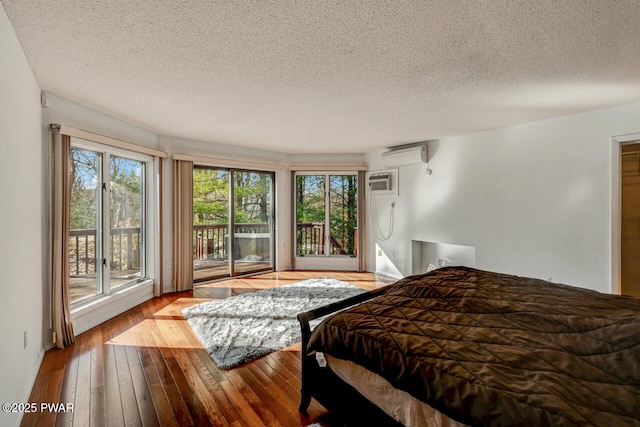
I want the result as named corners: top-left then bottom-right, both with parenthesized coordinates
top-left (69, 227), bottom-right (141, 277)
top-left (296, 222), bottom-right (324, 255)
top-left (193, 223), bottom-right (271, 260)
top-left (296, 223), bottom-right (356, 256)
top-left (69, 228), bottom-right (98, 276)
top-left (70, 222), bottom-right (355, 277)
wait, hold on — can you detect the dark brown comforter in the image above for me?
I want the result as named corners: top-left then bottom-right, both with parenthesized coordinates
top-left (307, 267), bottom-right (640, 426)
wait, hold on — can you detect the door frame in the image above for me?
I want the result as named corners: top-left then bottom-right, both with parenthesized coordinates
top-left (192, 165), bottom-right (276, 282)
top-left (611, 132), bottom-right (640, 295)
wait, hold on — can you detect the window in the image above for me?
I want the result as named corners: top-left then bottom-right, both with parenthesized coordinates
top-left (68, 138), bottom-right (152, 305)
top-left (294, 172), bottom-right (360, 271)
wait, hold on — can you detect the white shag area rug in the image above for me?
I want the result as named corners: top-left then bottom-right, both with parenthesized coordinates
top-left (182, 277), bottom-right (365, 369)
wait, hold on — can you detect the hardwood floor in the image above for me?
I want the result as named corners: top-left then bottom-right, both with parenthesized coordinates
top-left (23, 271), bottom-right (390, 427)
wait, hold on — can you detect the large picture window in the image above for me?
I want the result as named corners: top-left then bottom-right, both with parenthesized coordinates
top-left (294, 171), bottom-right (361, 271)
top-left (68, 139), bottom-right (151, 305)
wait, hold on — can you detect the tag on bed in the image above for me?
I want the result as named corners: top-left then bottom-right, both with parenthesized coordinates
top-left (316, 352), bottom-right (327, 368)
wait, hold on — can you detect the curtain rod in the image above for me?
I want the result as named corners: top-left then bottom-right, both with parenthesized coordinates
top-left (51, 124), bottom-right (168, 159)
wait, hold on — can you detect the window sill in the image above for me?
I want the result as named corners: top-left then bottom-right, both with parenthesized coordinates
top-left (295, 256), bottom-right (358, 271)
top-left (71, 279), bottom-right (155, 336)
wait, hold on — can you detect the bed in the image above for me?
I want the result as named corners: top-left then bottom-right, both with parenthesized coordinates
top-left (297, 267), bottom-right (640, 426)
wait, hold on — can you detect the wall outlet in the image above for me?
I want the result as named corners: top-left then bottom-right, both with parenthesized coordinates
top-left (438, 258), bottom-right (453, 267)
top-left (166, 261), bottom-right (172, 269)
top-left (23, 330), bottom-right (27, 349)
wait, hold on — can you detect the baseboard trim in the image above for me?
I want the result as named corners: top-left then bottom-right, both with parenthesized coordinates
top-left (17, 346), bottom-right (46, 427)
top-left (374, 270), bottom-right (404, 280)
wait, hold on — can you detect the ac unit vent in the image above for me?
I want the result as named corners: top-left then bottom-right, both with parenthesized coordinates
top-left (368, 173), bottom-right (391, 192)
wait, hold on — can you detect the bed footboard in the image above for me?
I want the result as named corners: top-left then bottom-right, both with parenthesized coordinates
top-left (296, 288), bottom-right (386, 412)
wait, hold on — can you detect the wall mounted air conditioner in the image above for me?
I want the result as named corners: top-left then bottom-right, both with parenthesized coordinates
top-left (368, 172), bottom-right (391, 192)
top-left (365, 169), bottom-right (398, 196)
top-left (381, 143), bottom-right (428, 167)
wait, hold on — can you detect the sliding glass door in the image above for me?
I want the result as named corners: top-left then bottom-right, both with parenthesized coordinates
top-left (232, 171), bottom-right (274, 274)
top-left (295, 172), bottom-right (359, 270)
top-left (193, 168), bottom-right (231, 281)
top-left (193, 166), bottom-right (274, 281)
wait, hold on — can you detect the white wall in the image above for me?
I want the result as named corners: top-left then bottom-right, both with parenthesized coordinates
top-left (0, 5), bottom-right (46, 427)
top-left (367, 102), bottom-right (640, 293)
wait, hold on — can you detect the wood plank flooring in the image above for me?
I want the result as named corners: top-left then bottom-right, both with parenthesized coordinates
top-left (22, 271), bottom-right (391, 427)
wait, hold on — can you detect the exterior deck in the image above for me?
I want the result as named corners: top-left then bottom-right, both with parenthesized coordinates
top-left (69, 222), bottom-right (347, 300)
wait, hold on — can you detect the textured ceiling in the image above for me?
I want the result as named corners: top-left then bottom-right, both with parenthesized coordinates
top-left (3, 0), bottom-right (640, 154)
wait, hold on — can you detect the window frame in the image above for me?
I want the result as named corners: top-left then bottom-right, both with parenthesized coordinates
top-left (293, 170), bottom-right (361, 272)
top-left (69, 137), bottom-right (155, 309)
top-left (192, 164), bottom-right (276, 282)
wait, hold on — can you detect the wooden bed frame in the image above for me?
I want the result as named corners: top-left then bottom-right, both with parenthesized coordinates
top-left (297, 287), bottom-right (404, 427)
top-left (297, 268), bottom-right (640, 426)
